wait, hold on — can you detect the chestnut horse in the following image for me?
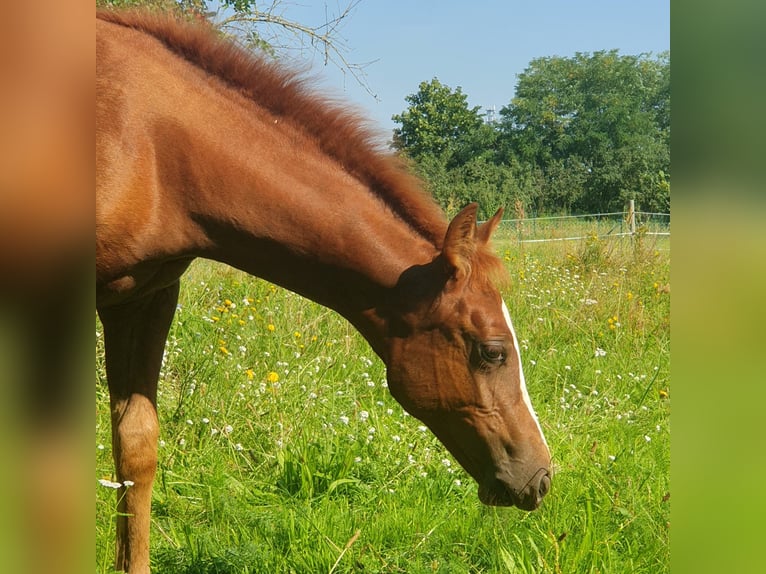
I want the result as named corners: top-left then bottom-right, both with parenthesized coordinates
top-left (97, 10), bottom-right (551, 573)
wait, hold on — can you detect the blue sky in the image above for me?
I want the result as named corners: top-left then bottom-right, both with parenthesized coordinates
top-left (217, 1), bottom-right (670, 135)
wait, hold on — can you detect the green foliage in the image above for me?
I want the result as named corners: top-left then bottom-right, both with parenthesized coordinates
top-left (96, 0), bottom-right (253, 12)
top-left (96, 0), bottom-right (178, 9)
top-left (412, 154), bottom-right (526, 220)
top-left (392, 78), bottom-right (485, 161)
top-left (394, 52), bottom-right (670, 216)
top-left (501, 50), bottom-right (670, 214)
top-left (392, 79), bottom-right (533, 220)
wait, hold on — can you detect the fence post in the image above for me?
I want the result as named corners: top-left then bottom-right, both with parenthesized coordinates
top-left (628, 199), bottom-right (636, 235)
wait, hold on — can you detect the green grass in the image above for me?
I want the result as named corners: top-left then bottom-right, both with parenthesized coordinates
top-left (96, 234), bottom-right (670, 573)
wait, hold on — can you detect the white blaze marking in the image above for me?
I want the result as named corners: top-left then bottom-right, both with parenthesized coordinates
top-left (501, 300), bottom-right (548, 449)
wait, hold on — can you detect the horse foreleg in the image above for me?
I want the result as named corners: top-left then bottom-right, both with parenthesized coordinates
top-left (98, 282), bottom-right (180, 574)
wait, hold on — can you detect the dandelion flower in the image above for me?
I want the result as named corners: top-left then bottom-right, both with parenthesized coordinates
top-left (267, 323), bottom-right (276, 332)
top-left (266, 371), bottom-right (279, 383)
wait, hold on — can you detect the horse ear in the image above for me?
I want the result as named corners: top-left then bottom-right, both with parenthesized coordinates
top-left (442, 203), bottom-right (479, 279)
top-left (477, 207), bottom-right (504, 244)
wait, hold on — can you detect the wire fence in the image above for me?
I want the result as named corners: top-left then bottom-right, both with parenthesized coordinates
top-left (491, 209), bottom-right (670, 246)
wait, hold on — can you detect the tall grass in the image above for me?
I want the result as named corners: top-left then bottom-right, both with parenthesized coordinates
top-left (96, 234), bottom-right (669, 573)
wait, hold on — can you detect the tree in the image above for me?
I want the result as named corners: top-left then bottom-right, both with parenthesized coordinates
top-left (392, 79), bottom-right (526, 219)
top-left (392, 78), bottom-right (485, 162)
top-left (499, 50), bottom-right (670, 213)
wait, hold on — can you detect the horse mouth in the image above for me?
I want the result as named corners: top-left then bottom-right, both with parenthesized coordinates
top-left (477, 471), bottom-right (551, 511)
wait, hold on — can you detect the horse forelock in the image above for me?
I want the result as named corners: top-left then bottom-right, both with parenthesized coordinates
top-left (97, 9), bottom-right (447, 246)
top-left (473, 246), bottom-right (508, 291)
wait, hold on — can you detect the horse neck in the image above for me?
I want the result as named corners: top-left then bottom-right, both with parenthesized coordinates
top-left (166, 95), bottom-right (442, 354)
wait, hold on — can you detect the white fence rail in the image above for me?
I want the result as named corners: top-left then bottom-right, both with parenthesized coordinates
top-left (491, 204), bottom-right (670, 245)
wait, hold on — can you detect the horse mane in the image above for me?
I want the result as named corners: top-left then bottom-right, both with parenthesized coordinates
top-left (97, 9), bottom-right (448, 246)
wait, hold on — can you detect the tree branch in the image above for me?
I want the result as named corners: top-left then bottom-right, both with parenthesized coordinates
top-left (215, 0), bottom-right (379, 99)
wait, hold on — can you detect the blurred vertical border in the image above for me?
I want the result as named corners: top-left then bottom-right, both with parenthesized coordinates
top-left (672, 0), bottom-right (766, 572)
top-left (0, 1), bottom-right (93, 573)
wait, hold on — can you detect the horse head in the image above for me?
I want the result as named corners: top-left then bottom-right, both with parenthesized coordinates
top-left (385, 203), bottom-right (551, 510)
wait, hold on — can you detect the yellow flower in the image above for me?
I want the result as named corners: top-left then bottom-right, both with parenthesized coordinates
top-left (219, 346), bottom-right (230, 356)
top-left (211, 316), bottom-right (220, 322)
top-left (267, 323), bottom-right (276, 332)
top-left (293, 331), bottom-right (301, 338)
top-left (245, 368), bottom-right (254, 380)
top-left (627, 292), bottom-right (634, 301)
top-left (224, 299), bottom-right (233, 307)
top-left (267, 371), bottom-right (279, 383)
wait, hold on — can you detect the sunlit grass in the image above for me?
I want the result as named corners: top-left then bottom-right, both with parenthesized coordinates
top-left (96, 235), bottom-right (669, 573)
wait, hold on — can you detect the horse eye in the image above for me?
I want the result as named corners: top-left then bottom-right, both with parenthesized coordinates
top-left (479, 342), bottom-right (507, 365)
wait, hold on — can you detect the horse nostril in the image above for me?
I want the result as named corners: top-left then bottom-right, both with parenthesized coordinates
top-left (538, 472), bottom-right (551, 499)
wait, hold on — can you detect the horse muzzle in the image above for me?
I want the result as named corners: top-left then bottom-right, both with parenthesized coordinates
top-left (478, 467), bottom-right (552, 510)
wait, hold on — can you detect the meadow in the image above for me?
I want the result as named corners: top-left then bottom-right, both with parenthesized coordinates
top-left (96, 230), bottom-right (670, 573)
